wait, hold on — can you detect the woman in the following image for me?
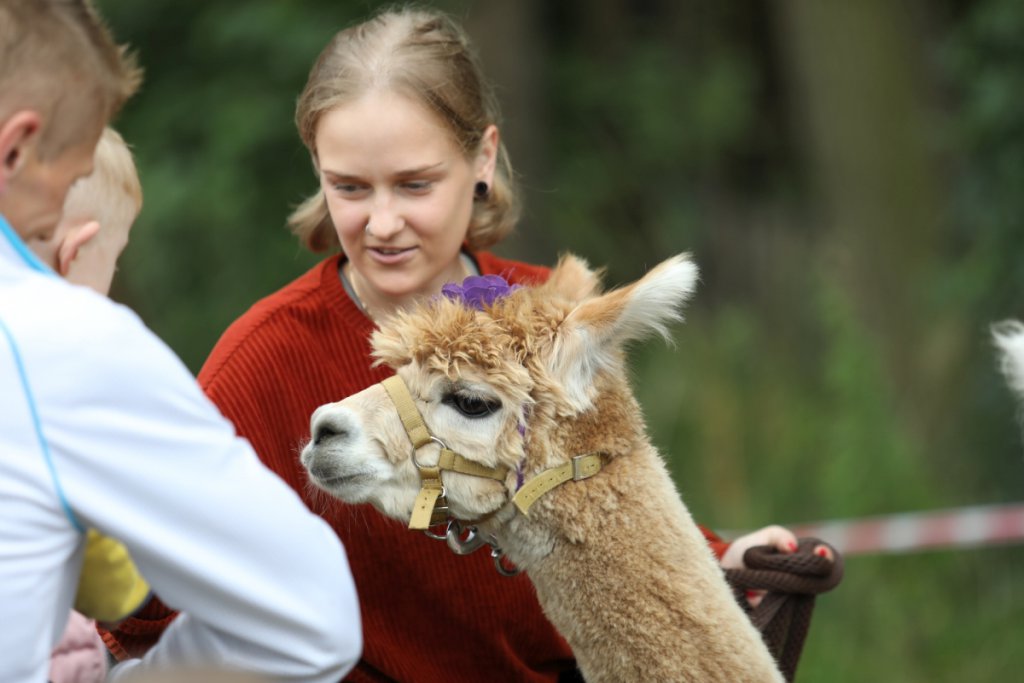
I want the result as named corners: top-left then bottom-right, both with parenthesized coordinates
top-left (103, 7), bottom-right (808, 681)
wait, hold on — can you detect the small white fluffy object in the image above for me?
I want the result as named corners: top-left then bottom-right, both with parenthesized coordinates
top-left (993, 320), bottom-right (1024, 398)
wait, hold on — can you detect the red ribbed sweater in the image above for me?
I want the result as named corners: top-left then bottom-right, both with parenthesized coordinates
top-left (101, 251), bottom-right (727, 682)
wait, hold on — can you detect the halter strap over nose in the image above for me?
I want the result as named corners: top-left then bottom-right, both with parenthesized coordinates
top-left (381, 375), bottom-right (510, 530)
top-left (382, 375), bottom-right (431, 449)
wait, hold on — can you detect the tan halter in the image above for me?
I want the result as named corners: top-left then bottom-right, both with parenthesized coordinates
top-left (381, 375), bottom-right (510, 530)
top-left (510, 452), bottom-right (604, 515)
top-left (380, 374), bottom-right (607, 543)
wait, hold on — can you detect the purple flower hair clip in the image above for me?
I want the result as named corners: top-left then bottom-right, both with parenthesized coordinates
top-left (441, 274), bottom-right (520, 311)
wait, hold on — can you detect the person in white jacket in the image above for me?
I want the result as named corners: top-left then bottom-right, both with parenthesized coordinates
top-left (0, 2), bottom-right (362, 681)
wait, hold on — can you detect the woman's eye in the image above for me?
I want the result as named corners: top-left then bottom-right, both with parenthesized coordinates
top-left (333, 183), bottom-right (366, 195)
top-left (444, 393), bottom-right (499, 418)
top-left (401, 180), bottom-right (433, 193)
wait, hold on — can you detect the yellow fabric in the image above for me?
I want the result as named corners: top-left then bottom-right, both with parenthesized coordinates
top-left (74, 529), bottom-right (150, 623)
top-left (512, 453), bottom-right (603, 516)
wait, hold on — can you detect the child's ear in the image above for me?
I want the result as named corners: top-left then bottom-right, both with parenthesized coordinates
top-left (0, 110), bottom-right (42, 193)
top-left (57, 220), bottom-right (101, 277)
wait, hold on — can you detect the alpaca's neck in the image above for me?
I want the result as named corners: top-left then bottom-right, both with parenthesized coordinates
top-left (504, 447), bottom-right (784, 683)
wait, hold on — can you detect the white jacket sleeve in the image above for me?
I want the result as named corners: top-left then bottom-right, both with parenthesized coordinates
top-left (31, 292), bottom-right (362, 681)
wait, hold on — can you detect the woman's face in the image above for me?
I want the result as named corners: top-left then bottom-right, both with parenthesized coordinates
top-left (316, 89), bottom-right (497, 310)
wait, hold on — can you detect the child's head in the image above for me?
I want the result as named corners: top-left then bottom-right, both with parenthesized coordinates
top-left (29, 127), bottom-right (142, 295)
top-left (0, 0), bottom-right (141, 241)
top-left (287, 6), bottom-right (520, 253)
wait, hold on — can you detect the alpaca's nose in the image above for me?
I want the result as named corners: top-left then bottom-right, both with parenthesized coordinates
top-left (310, 404), bottom-right (342, 443)
top-left (312, 413), bottom-right (349, 446)
top-left (314, 422), bottom-right (344, 446)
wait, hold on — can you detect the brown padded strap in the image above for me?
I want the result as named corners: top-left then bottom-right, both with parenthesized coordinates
top-left (724, 537), bottom-right (844, 682)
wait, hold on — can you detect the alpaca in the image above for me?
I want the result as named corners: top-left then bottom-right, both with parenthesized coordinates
top-left (301, 253), bottom-right (784, 682)
top-left (994, 320), bottom-right (1024, 400)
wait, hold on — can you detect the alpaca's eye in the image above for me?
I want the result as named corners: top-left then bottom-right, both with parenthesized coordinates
top-left (444, 392), bottom-right (500, 418)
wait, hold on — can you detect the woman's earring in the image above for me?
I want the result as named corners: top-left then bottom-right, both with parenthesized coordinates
top-left (474, 181), bottom-right (489, 200)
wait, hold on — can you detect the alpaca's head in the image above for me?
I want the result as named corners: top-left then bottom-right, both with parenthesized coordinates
top-left (300, 253), bottom-right (699, 538)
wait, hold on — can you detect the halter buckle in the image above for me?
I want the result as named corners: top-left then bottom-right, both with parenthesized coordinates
top-left (571, 453), bottom-right (602, 480)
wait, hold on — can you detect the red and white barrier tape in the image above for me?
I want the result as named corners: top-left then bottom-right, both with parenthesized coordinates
top-left (776, 503), bottom-right (1024, 556)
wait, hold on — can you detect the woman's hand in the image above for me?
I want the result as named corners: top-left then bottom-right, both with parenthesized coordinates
top-left (720, 524), bottom-right (833, 607)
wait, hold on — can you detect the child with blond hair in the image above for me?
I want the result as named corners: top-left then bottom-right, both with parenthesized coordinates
top-left (29, 126), bottom-right (142, 293)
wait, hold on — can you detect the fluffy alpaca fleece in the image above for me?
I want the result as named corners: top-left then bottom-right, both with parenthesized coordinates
top-left (302, 253), bottom-right (784, 682)
top-left (994, 320), bottom-right (1024, 400)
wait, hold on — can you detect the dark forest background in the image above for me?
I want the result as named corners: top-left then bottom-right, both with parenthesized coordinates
top-left (96, 1), bottom-right (1024, 680)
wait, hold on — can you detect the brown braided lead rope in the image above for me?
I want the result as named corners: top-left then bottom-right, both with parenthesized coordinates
top-left (724, 537), bottom-right (844, 682)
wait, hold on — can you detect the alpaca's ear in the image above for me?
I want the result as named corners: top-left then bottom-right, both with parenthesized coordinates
top-left (994, 320), bottom-right (1024, 399)
top-left (549, 253), bottom-right (699, 412)
top-left (543, 253), bottom-right (603, 303)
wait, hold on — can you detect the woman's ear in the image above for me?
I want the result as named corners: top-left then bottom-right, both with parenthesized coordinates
top-left (0, 110), bottom-right (42, 194)
top-left (476, 124), bottom-right (499, 186)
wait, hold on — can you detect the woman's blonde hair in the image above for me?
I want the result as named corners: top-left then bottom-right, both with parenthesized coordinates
top-left (288, 6), bottom-right (520, 252)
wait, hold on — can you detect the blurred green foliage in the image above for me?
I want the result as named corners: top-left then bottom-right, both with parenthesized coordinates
top-left (96, 0), bottom-right (1024, 680)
